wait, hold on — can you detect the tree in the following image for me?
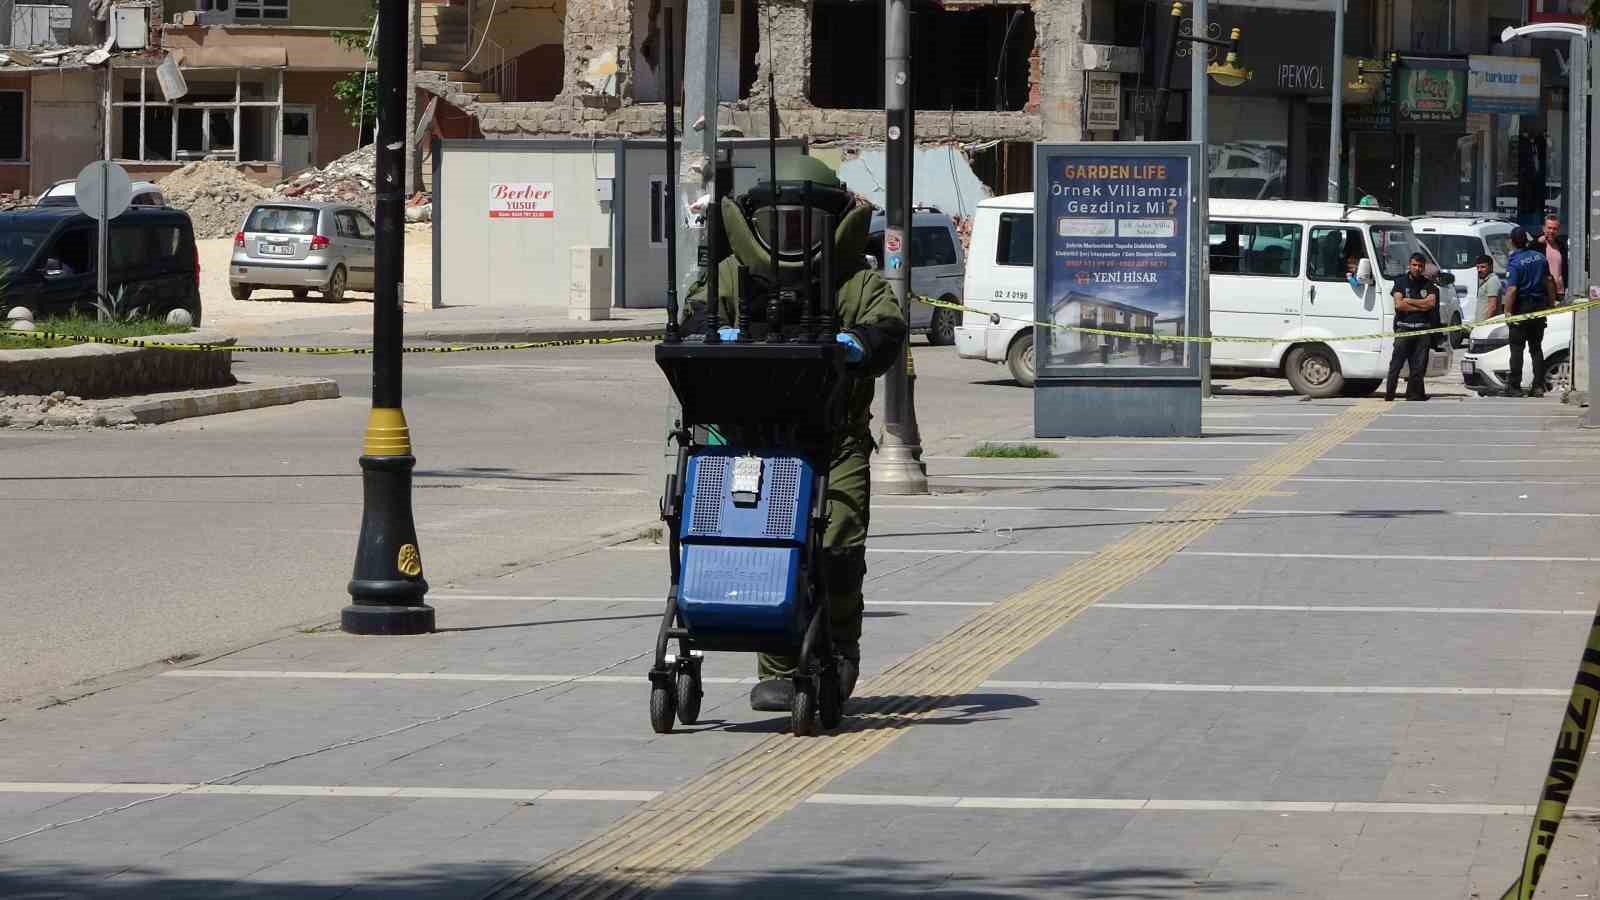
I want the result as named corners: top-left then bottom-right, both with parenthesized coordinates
top-left (331, 1), bottom-right (379, 142)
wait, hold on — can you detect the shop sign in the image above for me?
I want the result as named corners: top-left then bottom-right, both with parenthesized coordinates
top-left (1082, 43), bottom-right (1141, 74)
top-left (1467, 56), bottom-right (1540, 115)
top-left (1526, 0), bottom-right (1587, 24)
top-left (1396, 59), bottom-right (1466, 129)
top-left (1085, 72), bottom-right (1121, 130)
top-left (1169, 7), bottom-right (1335, 96)
top-left (1033, 144), bottom-right (1200, 380)
top-left (489, 182), bottom-right (556, 219)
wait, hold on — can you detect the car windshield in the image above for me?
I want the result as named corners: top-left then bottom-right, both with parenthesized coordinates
top-left (0, 226), bottom-right (49, 270)
top-left (244, 206), bottom-right (318, 235)
top-left (1369, 226), bottom-right (1428, 279)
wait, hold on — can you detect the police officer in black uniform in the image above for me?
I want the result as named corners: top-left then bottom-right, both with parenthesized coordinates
top-left (1386, 252), bottom-right (1438, 402)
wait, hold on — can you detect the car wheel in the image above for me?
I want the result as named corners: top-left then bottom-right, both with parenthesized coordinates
top-left (1450, 313), bottom-right (1465, 348)
top-left (1006, 331), bottom-right (1035, 388)
top-left (230, 283), bottom-right (252, 302)
top-left (324, 265), bottom-right (348, 302)
top-left (1545, 353), bottom-right (1572, 392)
top-left (292, 288), bottom-right (309, 300)
top-left (1284, 344), bottom-right (1344, 398)
top-left (928, 305), bottom-right (959, 346)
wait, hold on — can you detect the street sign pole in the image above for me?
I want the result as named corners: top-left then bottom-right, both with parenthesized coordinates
top-left (74, 160), bottom-right (132, 317)
top-left (873, 0), bottom-right (929, 495)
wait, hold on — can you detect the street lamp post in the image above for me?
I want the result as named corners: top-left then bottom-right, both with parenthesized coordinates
top-left (873, 0), bottom-right (929, 496)
top-left (342, 0), bottom-right (433, 636)
top-left (1327, 0), bottom-right (1345, 203)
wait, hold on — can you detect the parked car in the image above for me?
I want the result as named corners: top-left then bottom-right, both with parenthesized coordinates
top-left (0, 206), bottom-right (202, 324)
top-left (864, 207), bottom-right (965, 345)
top-left (954, 194), bottom-right (1454, 396)
top-left (36, 178), bottom-right (167, 209)
top-left (1411, 213), bottom-right (1514, 346)
top-left (1460, 308), bottom-right (1574, 395)
top-left (229, 201), bottom-right (375, 302)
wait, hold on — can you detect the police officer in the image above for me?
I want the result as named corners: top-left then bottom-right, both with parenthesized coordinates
top-left (1386, 252), bottom-right (1438, 402)
top-left (686, 156), bottom-right (907, 712)
top-left (1503, 226), bottom-right (1556, 397)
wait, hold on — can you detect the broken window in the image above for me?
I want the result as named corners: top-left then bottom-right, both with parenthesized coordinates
top-left (112, 67), bottom-right (284, 165)
top-left (632, 0), bottom-right (756, 102)
top-left (0, 91), bottom-right (23, 162)
top-left (810, 1), bottom-right (1035, 111)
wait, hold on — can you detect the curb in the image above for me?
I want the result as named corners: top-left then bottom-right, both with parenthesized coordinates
top-left (120, 377), bottom-right (341, 425)
top-left (406, 325), bottom-right (666, 345)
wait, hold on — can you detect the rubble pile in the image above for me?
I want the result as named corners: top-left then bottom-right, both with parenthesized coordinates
top-left (157, 161), bottom-right (273, 239)
top-left (273, 144), bottom-right (378, 215)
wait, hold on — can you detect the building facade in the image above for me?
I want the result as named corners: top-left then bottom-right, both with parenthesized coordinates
top-left (0, 0), bottom-right (370, 196)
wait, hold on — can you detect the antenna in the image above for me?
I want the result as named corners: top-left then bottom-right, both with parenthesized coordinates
top-left (662, 8), bottom-right (680, 343)
top-left (767, 16), bottom-right (780, 297)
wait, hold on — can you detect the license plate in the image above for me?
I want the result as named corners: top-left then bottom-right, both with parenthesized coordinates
top-left (259, 242), bottom-right (294, 257)
top-left (1461, 359), bottom-right (1476, 375)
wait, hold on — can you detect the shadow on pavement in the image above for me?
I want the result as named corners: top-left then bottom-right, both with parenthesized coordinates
top-left (0, 859), bottom-right (1275, 899)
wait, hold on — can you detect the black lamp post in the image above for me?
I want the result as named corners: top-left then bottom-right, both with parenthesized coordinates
top-left (1148, 1), bottom-right (1248, 140)
top-left (342, 0), bottom-right (433, 636)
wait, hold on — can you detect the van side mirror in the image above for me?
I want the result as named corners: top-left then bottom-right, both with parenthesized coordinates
top-left (42, 258), bottom-right (64, 277)
top-left (1356, 259), bottom-right (1374, 284)
top-left (1437, 271), bottom-right (1455, 286)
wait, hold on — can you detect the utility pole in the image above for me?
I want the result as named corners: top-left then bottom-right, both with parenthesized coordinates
top-left (1190, 0), bottom-right (1210, 399)
top-left (873, 0), bottom-right (928, 495)
top-left (342, 0), bottom-right (432, 635)
top-left (663, 0), bottom-right (720, 471)
top-left (1326, 0), bottom-right (1344, 202)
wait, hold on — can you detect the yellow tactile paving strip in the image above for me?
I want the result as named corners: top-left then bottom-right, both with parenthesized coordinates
top-left (482, 400), bottom-right (1386, 900)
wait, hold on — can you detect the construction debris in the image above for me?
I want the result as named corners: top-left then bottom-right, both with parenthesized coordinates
top-left (156, 161), bottom-right (272, 239)
top-left (273, 144), bottom-right (378, 216)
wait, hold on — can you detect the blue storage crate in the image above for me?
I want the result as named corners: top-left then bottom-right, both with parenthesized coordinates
top-left (678, 448), bottom-right (816, 639)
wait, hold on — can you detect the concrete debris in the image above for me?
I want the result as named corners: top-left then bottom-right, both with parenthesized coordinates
top-left (0, 393), bottom-right (141, 430)
top-left (273, 143), bottom-right (378, 215)
top-left (156, 161), bottom-right (272, 239)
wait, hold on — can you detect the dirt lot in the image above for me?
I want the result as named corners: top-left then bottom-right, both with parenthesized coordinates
top-left (199, 225), bottom-right (434, 335)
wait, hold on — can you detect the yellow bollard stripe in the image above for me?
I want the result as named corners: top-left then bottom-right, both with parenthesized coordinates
top-left (1500, 611), bottom-right (1600, 900)
top-left (479, 400), bottom-right (1387, 900)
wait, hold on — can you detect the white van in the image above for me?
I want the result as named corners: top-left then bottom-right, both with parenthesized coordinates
top-left (954, 194), bottom-right (1454, 397)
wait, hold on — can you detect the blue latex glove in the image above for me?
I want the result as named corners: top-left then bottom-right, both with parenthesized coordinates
top-left (1346, 274), bottom-right (1362, 290)
top-left (716, 326), bottom-right (740, 341)
top-left (836, 331), bottom-right (865, 364)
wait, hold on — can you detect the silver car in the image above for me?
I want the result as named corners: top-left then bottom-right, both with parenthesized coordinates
top-left (229, 201), bottom-right (374, 301)
top-left (865, 208), bottom-right (966, 345)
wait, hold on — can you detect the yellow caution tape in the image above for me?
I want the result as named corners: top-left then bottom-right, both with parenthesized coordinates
top-left (0, 330), bottom-right (664, 355)
top-left (915, 295), bottom-right (1600, 346)
top-left (1501, 608), bottom-right (1600, 900)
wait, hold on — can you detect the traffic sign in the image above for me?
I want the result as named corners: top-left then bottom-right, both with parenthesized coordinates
top-left (75, 161), bottom-right (132, 222)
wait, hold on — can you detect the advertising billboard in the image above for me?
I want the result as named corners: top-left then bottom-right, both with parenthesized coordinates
top-left (1033, 143), bottom-right (1202, 381)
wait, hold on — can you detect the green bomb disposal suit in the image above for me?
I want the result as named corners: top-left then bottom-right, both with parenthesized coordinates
top-left (685, 156), bottom-right (906, 706)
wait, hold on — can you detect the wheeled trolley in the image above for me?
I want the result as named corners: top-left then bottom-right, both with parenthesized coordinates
top-left (650, 340), bottom-right (851, 736)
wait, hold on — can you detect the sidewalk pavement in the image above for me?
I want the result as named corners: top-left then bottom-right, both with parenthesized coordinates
top-left (228, 306), bottom-right (668, 349)
top-left (2, 388), bottom-right (1599, 899)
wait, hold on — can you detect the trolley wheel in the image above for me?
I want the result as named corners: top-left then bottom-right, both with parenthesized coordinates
top-left (649, 681), bottom-right (676, 734)
top-left (818, 668), bottom-right (842, 731)
top-left (675, 668), bottom-right (703, 726)
top-left (791, 679), bottom-right (818, 736)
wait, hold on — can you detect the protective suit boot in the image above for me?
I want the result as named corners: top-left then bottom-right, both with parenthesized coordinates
top-left (837, 641), bottom-right (861, 701)
top-left (750, 679), bottom-right (795, 712)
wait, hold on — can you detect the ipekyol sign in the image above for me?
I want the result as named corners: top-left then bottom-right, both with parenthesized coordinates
top-left (1035, 145), bottom-right (1199, 378)
top-left (489, 182), bottom-right (556, 219)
